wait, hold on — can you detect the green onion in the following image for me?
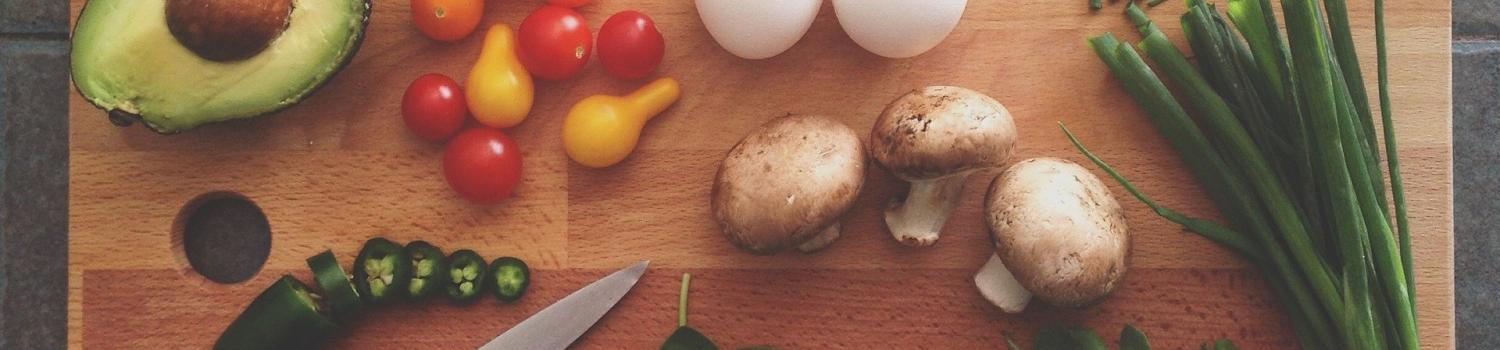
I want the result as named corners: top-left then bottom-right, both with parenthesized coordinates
top-left (1066, 123), bottom-right (1336, 348)
top-left (1135, 17), bottom-right (1348, 333)
top-left (1324, 0), bottom-right (1388, 212)
top-left (1078, 0), bottom-right (1417, 348)
top-left (1376, 0), bottom-right (1414, 309)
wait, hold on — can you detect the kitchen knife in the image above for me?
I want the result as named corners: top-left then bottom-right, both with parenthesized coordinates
top-left (478, 261), bottom-right (650, 350)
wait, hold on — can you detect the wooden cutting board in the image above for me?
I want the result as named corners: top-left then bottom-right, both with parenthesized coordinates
top-left (66, 0), bottom-right (1454, 348)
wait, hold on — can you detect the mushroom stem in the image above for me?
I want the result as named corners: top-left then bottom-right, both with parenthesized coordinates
top-left (974, 253), bottom-right (1032, 313)
top-left (794, 223), bottom-right (842, 253)
top-left (885, 172), bottom-right (970, 246)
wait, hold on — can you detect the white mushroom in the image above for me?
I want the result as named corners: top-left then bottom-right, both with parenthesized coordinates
top-left (975, 157), bottom-right (1130, 313)
top-left (713, 115), bottom-right (867, 254)
top-left (869, 86), bottom-right (1017, 246)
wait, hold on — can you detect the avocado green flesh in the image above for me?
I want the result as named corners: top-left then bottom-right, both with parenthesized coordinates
top-left (71, 0), bottom-right (368, 133)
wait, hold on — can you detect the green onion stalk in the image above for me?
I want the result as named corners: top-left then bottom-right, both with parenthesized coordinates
top-left (1073, 0), bottom-right (1416, 348)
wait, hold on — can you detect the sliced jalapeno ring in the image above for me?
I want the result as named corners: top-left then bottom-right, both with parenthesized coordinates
top-left (306, 250), bottom-right (361, 321)
top-left (403, 240), bottom-right (447, 300)
top-left (214, 275), bottom-right (338, 350)
top-left (352, 238), bottom-right (412, 304)
top-left (444, 249), bottom-right (488, 303)
top-left (488, 256), bottom-right (530, 303)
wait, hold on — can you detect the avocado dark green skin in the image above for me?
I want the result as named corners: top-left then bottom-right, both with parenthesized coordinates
top-left (71, 0), bottom-right (372, 134)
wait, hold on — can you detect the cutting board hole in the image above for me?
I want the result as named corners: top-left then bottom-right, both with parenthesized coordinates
top-left (172, 192), bottom-right (272, 284)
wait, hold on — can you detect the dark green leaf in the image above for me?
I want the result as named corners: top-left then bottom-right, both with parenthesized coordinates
top-left (1120, 325), bottom-right (1151, 350)
top-left (1033, 326), bottom-right (1108, 350)
top-left (661, 326), bottom-right (718, 350)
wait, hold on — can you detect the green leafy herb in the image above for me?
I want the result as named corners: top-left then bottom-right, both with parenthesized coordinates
top-left (1034, 326), bottom-right (1108, 350)
top-left (662, 327), bottom-right (718, 350)
top-left (1119, 325), bottom-right (1151, 350)
top-left (661, 273), bottom-right (718, 350)
top-left (1009, 325), bottom-right (1225, 350)
top-left (1203, 339), bottom-right (1240, 350)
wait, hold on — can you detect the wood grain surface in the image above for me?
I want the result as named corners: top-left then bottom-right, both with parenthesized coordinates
top-left (67, 0), bottom-right (1454, 349)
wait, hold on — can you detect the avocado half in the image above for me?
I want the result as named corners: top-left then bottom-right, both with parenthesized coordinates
top-left (71, 0), bottom-right (370, 133)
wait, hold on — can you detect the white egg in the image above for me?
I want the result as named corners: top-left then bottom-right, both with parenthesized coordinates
top-left (696, 0), bottom-right (823, 60)
top-left (832, 0), bottom-right (967, 58)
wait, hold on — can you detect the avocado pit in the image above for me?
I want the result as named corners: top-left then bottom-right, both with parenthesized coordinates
top-left (166, 0), bottom-right (293, 62)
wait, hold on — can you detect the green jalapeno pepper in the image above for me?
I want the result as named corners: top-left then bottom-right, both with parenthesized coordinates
top-left (352, 238), bottom-right (412, 304)
top-left (306, 250), bottom-right (361, 321)
top-left (488, 256), bottom-right (530, 303)
top-left (403, 240), bottom-right (447, 300)
top-left (444, 249), bottom-right (488, 303)
top-left (214, 275), bottom-right (338, 350)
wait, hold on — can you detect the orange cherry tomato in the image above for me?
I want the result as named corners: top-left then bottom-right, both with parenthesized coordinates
top-left (411, 0), bottom-right (484, 42)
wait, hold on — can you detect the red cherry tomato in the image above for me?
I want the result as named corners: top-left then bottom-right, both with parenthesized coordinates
top-left (443, 128), bottom-right (524, 204)
top-left (410, 0), bottom-right (484, 42)
top-left (517, 6), bottom-right (592, 80)
top-left (401, 73), bottom-right (468, 141)
top-left (547, 0), bottom-right (590, 7)
top-left (597, 11), bottom-right (665, 79)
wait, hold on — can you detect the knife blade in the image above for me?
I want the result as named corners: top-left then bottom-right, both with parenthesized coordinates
top-left (478, 261), bottom-right (650, 350)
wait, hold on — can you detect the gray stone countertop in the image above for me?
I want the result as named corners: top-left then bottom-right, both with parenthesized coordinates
top-left (1453, 0), bottom-right (1498, 348)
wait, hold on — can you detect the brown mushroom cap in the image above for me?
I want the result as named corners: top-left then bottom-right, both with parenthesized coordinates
top-left (713, 115), bottom-right (867, 254)
top-left (985, 158), bottom-right (1129, 307)
top-left (870, 86), bottom-right (1017, 181)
